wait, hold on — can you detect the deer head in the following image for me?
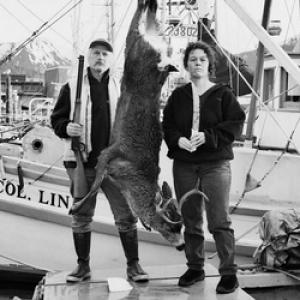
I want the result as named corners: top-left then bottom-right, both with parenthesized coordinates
top-left (150, 182), bottom-right (184, 249)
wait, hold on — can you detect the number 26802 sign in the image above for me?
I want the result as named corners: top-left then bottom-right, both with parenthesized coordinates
top-left (165, 24), bottom-right (198, 37)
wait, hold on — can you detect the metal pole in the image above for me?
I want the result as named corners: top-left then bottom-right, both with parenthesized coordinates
top-left (168, 0), bottom-right (172, 15)
top-left (5, 75), bottom-right (12, 124)
top-left (110, 0), bottom-right (114, 48)
top-left (0, 73), bottom-right (2, 123)
top-left (197, 19), bottom-right (201, 41)
top-left (245, 0), bottom-right (272, 142)
top-left (214, 0), bottom-right (218, 39)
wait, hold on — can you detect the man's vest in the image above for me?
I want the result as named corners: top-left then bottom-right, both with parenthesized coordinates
top-left (63, 68), bottom-right (120, 162)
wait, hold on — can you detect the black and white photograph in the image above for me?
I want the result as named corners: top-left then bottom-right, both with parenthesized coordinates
top-left (1, 0), bottom-right (300, 299)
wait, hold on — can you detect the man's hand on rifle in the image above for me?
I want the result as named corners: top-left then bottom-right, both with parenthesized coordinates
top-left (67, 122), bottom-right (83, 137)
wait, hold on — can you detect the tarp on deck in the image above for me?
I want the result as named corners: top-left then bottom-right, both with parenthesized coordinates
top-left (254, 209), bottom-right (300, 267)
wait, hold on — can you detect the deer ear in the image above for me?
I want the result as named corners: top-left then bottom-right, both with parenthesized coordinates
top-left (165, 64), bottom-right (178, 73)
top-left (162, 181), bottom-right (173, 199)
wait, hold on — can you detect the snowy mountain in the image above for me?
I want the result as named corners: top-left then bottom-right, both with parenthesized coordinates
top-left (0, 39), bottom-right (71, 80)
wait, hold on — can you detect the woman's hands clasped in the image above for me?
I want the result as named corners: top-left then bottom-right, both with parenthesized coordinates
top-left (190, 130), bottom-right (205, 151)
top-left (178, 131), bottom-right (205, 152)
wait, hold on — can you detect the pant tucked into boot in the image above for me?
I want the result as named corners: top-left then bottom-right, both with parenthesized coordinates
top-left (66, 232), bottom-right (91, 283)
top-left (119, 230), bottom-right (149, 282)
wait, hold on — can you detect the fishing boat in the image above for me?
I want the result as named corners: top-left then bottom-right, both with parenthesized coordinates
top-left (1, 0), bottom-right (300, 299)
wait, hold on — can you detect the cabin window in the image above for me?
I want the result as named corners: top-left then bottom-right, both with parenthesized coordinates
top-left (263, 68), bottom-right (275, 107)
top-left (280, 68), bottom-right (300, 109)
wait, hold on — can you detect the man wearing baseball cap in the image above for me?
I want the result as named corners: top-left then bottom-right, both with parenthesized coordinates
top-left (89, 38), bottom-right (114, 52)
top-left (51, 39), bottom-right (149, 283)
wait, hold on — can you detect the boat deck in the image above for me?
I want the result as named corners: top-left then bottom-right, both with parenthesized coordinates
top-left (0, 207), bottom-right (257, 273)
top-left (43, 264), bottom-right (254, 300)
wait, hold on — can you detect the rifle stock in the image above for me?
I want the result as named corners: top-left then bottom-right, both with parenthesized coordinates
top-left (71, 150), bottom-right (89, 198)
top-left (70, 55), bottom-right (89, 199)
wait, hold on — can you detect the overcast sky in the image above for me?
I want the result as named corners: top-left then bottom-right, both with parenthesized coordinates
top-left (0, 0), bottom-right (299, 58)
top-left (0, 0), bottom-right (73, 48)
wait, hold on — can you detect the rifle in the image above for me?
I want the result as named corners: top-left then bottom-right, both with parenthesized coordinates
top-left (70, 55), bottom-right (89, 199)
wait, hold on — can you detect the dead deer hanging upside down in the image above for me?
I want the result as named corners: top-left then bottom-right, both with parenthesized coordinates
top-left (70, 0), bottom-right (184, 248)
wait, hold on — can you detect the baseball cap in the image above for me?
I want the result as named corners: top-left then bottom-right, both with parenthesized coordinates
top-left (89, 38), bottom-right (113, 52)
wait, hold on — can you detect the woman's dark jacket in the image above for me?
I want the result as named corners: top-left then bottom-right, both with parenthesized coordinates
top-left (162, 82), bottom-right (246, 163)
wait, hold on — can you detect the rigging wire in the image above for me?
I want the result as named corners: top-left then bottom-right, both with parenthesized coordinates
top-left (244, 84), bottom-right (298, 115)
top-left (112, 1), bottom-right (136, 70)
top-left (258, 117), bottom-right (300, 180)
top-left (27, 154), bottom-right (64, 186)
top-left (22, 0), bottom-right (83, 42)
top-left (27, 0), bottom-right (83, 46)
top-left (41, 0), bottom-right (75, 24)
top-left (85, 19), bottom-right (106, 51)
top-left (187, 3), bottom-right (300, 213)
top-left (0, 20), bottom-right (47, 66)
top-left (261, 0), bottom-right (296, 114)
top-left (0, 2), bottom-right (32, 33)
top-left (283, 0), bottom-right (297, 43)
top-left (84, 9), bottom-right (106, 49)
top-left (265, 0), bottom-right (298, 118)
top-left (16, 0), bottom-right (73, 47)
top-left (191, 12), bottom-right (300, 153)
top-left (230, 115), bottom-right (300, 215)
top-left (0, 0), bottom-right (83, 67)
top-left (17, 0), bottom-right (50, 22)
top-left (114, 0), bottom-right (134, 41)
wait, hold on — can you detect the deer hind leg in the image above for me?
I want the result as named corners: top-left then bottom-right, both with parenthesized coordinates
top-left (89, 143), bottom-right (122, 194)
top-left (107, 160), bottom-right (156, 227)
top-left (69, 144), bottom-right (121, 215)
top-left (106, 179), bottom-right (151, 232)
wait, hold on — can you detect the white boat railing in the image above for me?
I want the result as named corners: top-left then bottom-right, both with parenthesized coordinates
top-left (28, 97), bottom-right (54, 123)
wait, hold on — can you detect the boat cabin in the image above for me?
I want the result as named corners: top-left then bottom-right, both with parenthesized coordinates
top-left (249, 51), bottom-right (300, 152)
top-left (263, 52), bottom-right (300, 111)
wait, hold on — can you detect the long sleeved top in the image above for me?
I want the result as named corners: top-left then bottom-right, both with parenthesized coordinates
top-left (162, 82), bottom-right (246, 163)
top-left (51, 68), bottom-right (119, 168)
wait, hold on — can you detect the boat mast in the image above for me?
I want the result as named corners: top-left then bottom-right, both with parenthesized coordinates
top-left (104, 0), bottom-right (114, 47)
top-left (109, 0), bottom-right (114, 48)
top-left (214, 0), bottom-right (218, 39)
top-left (245, 0), bottom-right (272, 144)
top-left (71, 0), bottom-right (82, 58)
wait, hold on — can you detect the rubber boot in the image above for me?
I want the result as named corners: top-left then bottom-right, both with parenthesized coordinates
top-left (119, 230), bottom-right (149, 282)
top-left (66, 232), bottom-right (91, 283)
